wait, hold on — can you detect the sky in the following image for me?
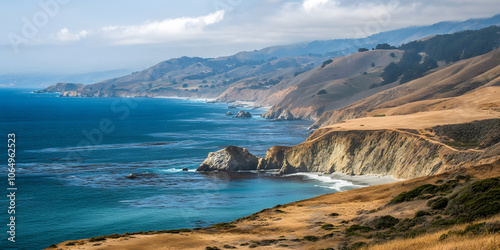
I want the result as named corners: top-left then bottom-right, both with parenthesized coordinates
top-left (1, 0), bottom-right (499, 75)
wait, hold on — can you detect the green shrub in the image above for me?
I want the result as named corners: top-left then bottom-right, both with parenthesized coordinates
top-left (372, 215), bottom-right (400, 229)
top-left (321, 59), bottom-right (333, 68)
top-left (415, 211), bottom-right (431, 218)
top-left (447, 178), bottom-right (500, 221)
top-left (89, 236), bottom-right (107, 242)
top-left (429, 197), bottom-right (449, 210)
top-left (321, 223), bottom-right (334, 230)
top-left (303, 235), bottom-right (319, 242)
top-left (346, 224), bottom-right (372, 233)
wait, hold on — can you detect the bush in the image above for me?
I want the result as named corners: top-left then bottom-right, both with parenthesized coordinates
top-left (415, 211), bottom-right (431, 218)
top-left (447, 178), bottom-right (500, 221)
top-left (317, 89), bottom-right (328, 95)
top-left (89, 236), bottom-right (107, 242)
top-left (303, 235), bottom-right (319, 242)
top-left (321, 223), bottom-right (334, 230)
top-left (346, 224), bottom-right (372, 233)
top-left (390, 184), bottom-right (438, 204)
top-left (428, 197), bottom-right (449, 210)
top-left (372, 215), bottom-right (400, 229)
top-left (321, 59), bottom-right (333, 68)
top-left (358, 48), bottom-right (369, 52)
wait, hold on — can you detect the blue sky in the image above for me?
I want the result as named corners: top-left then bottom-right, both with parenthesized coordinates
top-left (1, 0), bottom-right (499, 75)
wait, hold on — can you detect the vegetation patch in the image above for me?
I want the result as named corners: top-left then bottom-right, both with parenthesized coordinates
top-left (321, 59), bottom-right (333, 68)
top-left (89, 236), bottom-right (107, 242)
top-left (210, 223), bottom-right (236, 229)
top-left (439, 222), bottom-right (500, 240)
top-left (446, 177), bottom-right (500, 222)
top-left (303, 235), bottom-right (320, 242)
top-left (346, 224), bottom-right (372, 233)
top-left (415, 210), bottom-right (431, 218)
top-left (428, 197), bottom-right (449, 210)
top-left (321, 223), bottom-right (335, 230)
top-left (371, 215), bottom-right (400, 229)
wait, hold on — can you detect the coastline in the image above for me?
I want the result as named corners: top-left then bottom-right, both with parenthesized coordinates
top-left (47, 161), bottom-right (500, 250)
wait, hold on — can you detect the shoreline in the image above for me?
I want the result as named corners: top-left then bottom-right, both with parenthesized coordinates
top-left (47, 161), bottom-right (500, 249)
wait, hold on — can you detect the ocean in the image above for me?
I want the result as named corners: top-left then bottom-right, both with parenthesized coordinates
top-left (0, 88), bottom-right (364, 249)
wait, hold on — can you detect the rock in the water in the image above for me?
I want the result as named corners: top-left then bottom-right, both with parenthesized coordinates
top-left (126, 173), bottom-right (137, 179)
top-left (226, 111), bottom-right (233, 116)
top-left (227, 105), bottom-right (237, 109)
top-left (235, 110), bottom-right (252, 118)
top-left (182, 167), bottom-right (189, 171)
top-left (197, 146), bottom-right (260, 171)
top-left (277, 110), bottom-right (294, 121)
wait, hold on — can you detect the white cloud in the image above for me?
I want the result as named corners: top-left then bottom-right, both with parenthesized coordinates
top-left (52, 28), bottom-right (88, 42)
top-left (100, 10), bottom-right (225, 45)
top-left (302, 0), bottom-right (330, 12)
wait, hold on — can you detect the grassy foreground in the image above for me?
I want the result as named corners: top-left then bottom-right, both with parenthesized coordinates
top-left (47, 161), bottom-right (499, 250)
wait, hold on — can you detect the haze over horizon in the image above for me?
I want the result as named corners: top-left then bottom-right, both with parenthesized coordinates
top-left (1, 0), bottom-right (500, 75)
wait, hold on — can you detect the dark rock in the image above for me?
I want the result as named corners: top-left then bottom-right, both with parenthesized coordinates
top-left (126, 173), bottom-right (137, 179)
top-left (182, 167), bottom-right (189, 171)
top-left (227, 105), bottom-right (237, 109)
top-left (226, 111), bottom-right (233, 116)
top-left (235, 110), bottom-right (252, 118)
top-left (197, 146), bottom-right (260, 171)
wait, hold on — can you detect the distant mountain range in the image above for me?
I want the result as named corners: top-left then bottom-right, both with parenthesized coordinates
top-left (37, 14), bottom-right (500, 107)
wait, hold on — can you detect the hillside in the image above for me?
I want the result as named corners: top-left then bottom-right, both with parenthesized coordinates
top-left (47, 161), bottom-right (500, 250)
top-left (261, 50), bottom-right (403, 120)
top-left (312, 47), bottom-right (500, 128)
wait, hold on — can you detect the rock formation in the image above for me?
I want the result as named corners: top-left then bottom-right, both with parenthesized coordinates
top-left (197, 146), bottom-right (260, 171)
top-left (277, 110), bottom-right (295, 121)
top-left (234, 110), bottom-right (252, 118)
top-left (199, 120), bottom-right (500, 179)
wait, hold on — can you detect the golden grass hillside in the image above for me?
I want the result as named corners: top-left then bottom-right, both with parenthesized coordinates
top-left (46, 161), bottom-right (500, 250)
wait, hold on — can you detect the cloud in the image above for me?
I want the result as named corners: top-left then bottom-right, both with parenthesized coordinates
top-left (52, 28), bottom-right (88, 42)
top-left (99, 10), bottom-right (225, 45)
top-left (302, 0), bottom-right (330, 12)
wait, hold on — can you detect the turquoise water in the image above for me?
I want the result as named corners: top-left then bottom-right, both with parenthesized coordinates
top-left (0, 89), bottom-right (359, 249)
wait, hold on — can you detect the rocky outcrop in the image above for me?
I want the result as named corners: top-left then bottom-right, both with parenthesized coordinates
top-left (255, 121), bottom-right (500, 179)
top-left (235, 110), bottom-right (252, 118)
top-left (226, 111), bottom-right (233, 116)
top-left (277, 110), bottom-right (295, 121)
top-left (198, 120), bottom-right (499, 178)
top-left (197, 146), bottom-right (260, 171)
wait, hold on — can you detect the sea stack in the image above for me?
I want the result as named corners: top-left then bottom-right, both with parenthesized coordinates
top-left (234, 110), bottom-right (252, 118)
top-left (197, 146), bottom-right (260, 171)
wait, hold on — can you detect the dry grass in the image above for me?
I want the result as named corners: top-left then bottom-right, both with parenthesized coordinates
top-left (366, 215), bottom-right (500, 250)
top-left (367, 233), bottom-right (499, 250)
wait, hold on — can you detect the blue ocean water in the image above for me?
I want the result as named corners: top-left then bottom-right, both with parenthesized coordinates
top-left (0, 88), bottom-right (361, 249)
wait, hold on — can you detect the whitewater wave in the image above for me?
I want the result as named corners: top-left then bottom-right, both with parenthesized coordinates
top-left (287, 173), bottom-right (366, 191)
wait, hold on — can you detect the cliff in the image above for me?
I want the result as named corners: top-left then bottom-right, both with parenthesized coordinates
top-left (258, 125), bottom-right (499, 179)
top-left (198, 119), bottom-right (500, 179)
